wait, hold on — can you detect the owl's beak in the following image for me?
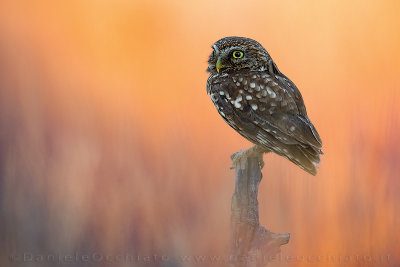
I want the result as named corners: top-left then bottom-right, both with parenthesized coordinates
top-left (216, 57), bottom-right (224, 73)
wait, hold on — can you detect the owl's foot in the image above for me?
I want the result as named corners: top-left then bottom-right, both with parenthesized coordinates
top-left (230, 145), bottom-right (270, 170)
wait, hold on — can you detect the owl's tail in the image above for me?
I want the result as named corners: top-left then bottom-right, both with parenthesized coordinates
top-left (280, 144), bottom-right (323, 176)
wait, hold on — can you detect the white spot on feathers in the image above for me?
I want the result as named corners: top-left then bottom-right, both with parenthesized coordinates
top-left (312, 161), bottom-right (318, 167)
top-left (246, 95), bottom-right (252, 100)
top-left (266, 87), bottom-right (276, 98)
top-left (250, 82), bottom-right (256, 88)
top-left (251, 104), bottom-right (258, 110)
top-left (233, 95), bottom-right (243, 108)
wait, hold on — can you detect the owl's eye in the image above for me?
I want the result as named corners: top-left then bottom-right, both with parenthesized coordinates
top-left (232, 51), bottom-right (244, 59)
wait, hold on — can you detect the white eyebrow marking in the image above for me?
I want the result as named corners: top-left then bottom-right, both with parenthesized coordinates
top-left (212, 45), bottom-right (219, 54)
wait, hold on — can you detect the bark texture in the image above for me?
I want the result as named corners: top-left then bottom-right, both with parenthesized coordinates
top-left (229, 148), bottom-right (290, 267)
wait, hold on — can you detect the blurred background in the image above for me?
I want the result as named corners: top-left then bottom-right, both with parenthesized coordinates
top-left (0, 0), bottom-right (399, 266)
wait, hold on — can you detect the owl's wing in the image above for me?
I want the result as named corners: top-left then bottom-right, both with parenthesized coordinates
top-left (266, 58), bottom-right (308, 116)
top-left (209, 71), bottom-right (323, 174)
top-left (247, 74), bottom-right (322, 149)
top-left (261, 113), bottom-right (322, 149)
top-left (225, 96), bottom-right (322, 175)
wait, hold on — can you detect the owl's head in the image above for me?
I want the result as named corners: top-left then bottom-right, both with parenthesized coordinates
top-left (207, 36), bottom-right (271, 74)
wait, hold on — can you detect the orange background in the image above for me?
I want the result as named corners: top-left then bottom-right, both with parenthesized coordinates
top-left (0, 0), bottom-right (399, 266)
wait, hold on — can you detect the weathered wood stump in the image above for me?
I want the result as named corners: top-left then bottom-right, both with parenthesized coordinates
top-left (229, 147), bottom-right (290, 267)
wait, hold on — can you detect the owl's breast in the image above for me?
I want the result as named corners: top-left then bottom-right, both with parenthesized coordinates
top-left (208, 72), bottom-right (287, 117)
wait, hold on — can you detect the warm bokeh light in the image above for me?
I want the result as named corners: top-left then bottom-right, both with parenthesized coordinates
top-left (1, 0), bottom-right (399, 266)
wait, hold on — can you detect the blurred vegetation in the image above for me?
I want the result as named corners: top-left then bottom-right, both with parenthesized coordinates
top-left (0, 0), bottom-right (399, 266)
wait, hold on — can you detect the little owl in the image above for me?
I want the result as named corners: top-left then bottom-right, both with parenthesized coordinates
top-left (207, 37), bottom-right (323, 175)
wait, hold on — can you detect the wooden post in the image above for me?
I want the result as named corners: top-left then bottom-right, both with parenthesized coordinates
top-left (229, 148), bottom-right (290, 267)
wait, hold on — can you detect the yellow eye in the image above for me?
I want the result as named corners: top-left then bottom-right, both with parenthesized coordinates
top-left (232, 51), bottom-right (244, 59)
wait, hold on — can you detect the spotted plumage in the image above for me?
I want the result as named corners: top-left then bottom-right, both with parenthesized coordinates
top-left (207, 36), bottom-right (323, 175)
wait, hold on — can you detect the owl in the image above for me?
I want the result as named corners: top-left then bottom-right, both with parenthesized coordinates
top-left (207, 37), bottom-right (323, 175)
